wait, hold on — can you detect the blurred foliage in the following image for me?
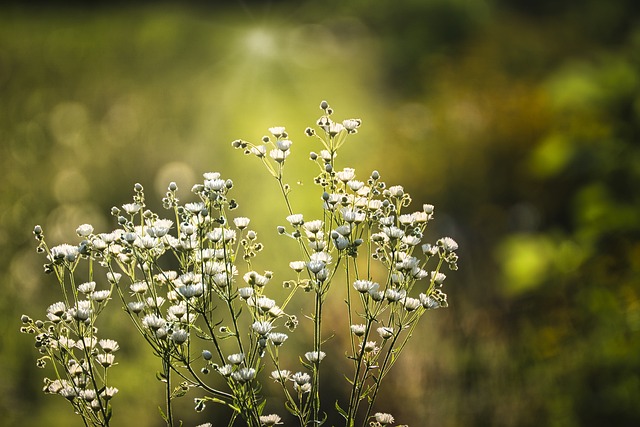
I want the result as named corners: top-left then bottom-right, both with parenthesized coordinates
top-left (1, 0), bottom-right (639, 426)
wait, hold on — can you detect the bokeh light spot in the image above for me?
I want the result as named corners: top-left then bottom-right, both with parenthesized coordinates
top-left (53, 168), bottom-right (89, 203)
top-left (244, 28), bottom-right (277, 59)
top-left (528, 133), bottom-right (573, 178)
top-left (49, 101), bottom-right (89, 147)
top-left (154, 161), bottom-right (197, 199)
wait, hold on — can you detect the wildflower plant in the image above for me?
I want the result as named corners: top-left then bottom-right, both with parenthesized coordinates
top-left (21, 101), bottom-right (459, 427)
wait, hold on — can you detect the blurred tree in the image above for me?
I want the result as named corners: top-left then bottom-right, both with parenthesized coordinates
top-left (3, 1), bottom-right (640, 426)
top-left (370, 1), bottom-right (640, 425)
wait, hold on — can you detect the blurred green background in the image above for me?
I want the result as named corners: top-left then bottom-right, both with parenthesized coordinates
top-left (2, 0), bottom-right (640, 425)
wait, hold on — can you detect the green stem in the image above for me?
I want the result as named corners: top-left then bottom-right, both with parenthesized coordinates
top-left (163, 351), bottom-right (174, 427)
top-left (361, 328), bottom-right (404, 426)
top-left (312, 284), bottom-right (322, 425)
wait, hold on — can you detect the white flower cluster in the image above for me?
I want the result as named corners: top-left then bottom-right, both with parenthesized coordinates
top-left (24, 101), bottom-right (458, 427)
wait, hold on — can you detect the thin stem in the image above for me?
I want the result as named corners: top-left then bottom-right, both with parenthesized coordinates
top-left (163, 351), bottom-right (175, 427)
top-left (276, 175), bottom-right (294, 216)
top-left (312, 284), bottom-right (323, 424)
top-left (361, 329), bottom-right (404, 426)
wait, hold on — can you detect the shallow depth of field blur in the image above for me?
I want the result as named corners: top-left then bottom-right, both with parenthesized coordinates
top-left (2, 0), bottom-right (640, 426)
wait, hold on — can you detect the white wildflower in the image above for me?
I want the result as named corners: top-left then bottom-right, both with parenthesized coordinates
top-left (227, 353), bottom-right (244, 365)
top-left (353, 280), bottom-right (378, 293)
top-left (438, 237), bottom-right (458, 252)
top-left (121, 203), bottom-right (141, 214)
top-left (377, 327), bottom-right (394, 340)
top-left (99, 339), bottom-right (120, 353)
top-left (231, 367), bottom-right (256, 383)
top-left (233, 217), bottom-right (251, 229)
top-left (270, 369), bottom-right (291, 382)
top-left (350, 324), bottom-right (366, 336)
top-left (76, 224), bottom-right (94, 237)
top-left (268, 126), bottom-right (286, 138)
top-left (251, 321), bottom-right (273, 335)
top-left (286, 213), bottom-right (304, 226)
top-left (90, 290), bottom-right (111, 302)
top-left (304, 351), bottom-right (326, 363)
top-left (375, 412), bottom-right (395, 424)
top-left (268, 332), bottom-right (288, 346)
top-left (77, 281), bottom-right (96, 294)
top-left (171, 329), bottom-right (189, 344)
top-left (259, 414), bottom-right (283, 426)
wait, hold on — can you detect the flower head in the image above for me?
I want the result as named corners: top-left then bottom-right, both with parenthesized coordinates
top-left (171, 329), bottom-right (189, 344)
top-left (276, 139), bottom-right (292, 151)
top-left (260, 414), bottom-right (283, 426)
top-left (106, 272), bottom-right (122, 284)
top-left (90, 290), bottom-right (111, 302)
top-left (403, 297), bottom-right (421, 312)
top-left (270, 149), bottom-right (289, 163)
top-left (130, 281), bottom-right (148, 294)
top-left (270, 369), bottom-right (291, 382)
top-left (351, 324), bottom-right (366, 337)
top-left (76, 224), bottom-right (94, 237)
top-left (231, 367), bottom-right (256, 383)
top-left (99, 339), bottom-right (120, 353)
top-left (50, 244), bottom-right (79, 262)
top-left (268, 126), bottom-right (286, 138)
top-left (78, 281), bottom-right (96, 294)
top-left (96, 353), bottom-right (116, 367)
top-left (374, 413), bottom-right (395, 425)
top-left (127, 301), bottom-right (144, 313)
top-left (291, 371), bottom-right (311, 385)
top-left (268, 332), bottom-right (289, 346)
top-left (101, 386), bottom-right (119, 400)
top-left (304, 351), bottom-right (326, 363)
top-left (233, 217), bottom-right (251, 230)
top-left (362, 341), bottom-right (379, 353)
top-left (238, 287), bottom-right (254, 299)
top-left (353, 280), bottom-right (378, 293)
top-left (286, 214), bottom-right (304, 226)
top-left (47, 302), bottom-right (67, 317)
top-left (336, 167), bottom-right (356, 182)
top-left (289, 261), bottom-right (306, 272)
top-left (438, 237), bottom-right (458, 252)
top-left (205, 178), bottom-right (226, 191)
top-left (217, 364), bottom-right (233, 377)
top-left (251, 320), bottom-right (273, 335)
top-left (303, 220), bottom-right (323, 233)
top-left (342, 118), bottom-right (361, 133)
top-left (227, 353), bottom-right (245, 365)
top-left (142, 314), bottom-right (165, 330)
top-left (377, 327), bottom-right (394, 340)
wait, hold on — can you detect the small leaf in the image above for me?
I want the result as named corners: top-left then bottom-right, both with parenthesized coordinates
top-left (284, 400), bottom-right (298, 416)
top-left (342, 374), bottom-right (354, 385)
top-left (257, 397), bottom-right (267, 414)
top-left (158, 406), bottom-right (167, 422)
top-left (335, 400), bottom-right (348, 420)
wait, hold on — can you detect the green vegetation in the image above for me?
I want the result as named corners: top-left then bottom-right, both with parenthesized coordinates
top-left (2, 1), bottom-right (639, 426)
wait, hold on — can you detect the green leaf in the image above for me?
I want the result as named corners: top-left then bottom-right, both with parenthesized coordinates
top-left (158, 406), bottom-right (167, 422)
top-left (284, 400), bottom-right (298, 416)
top-left (257, 397), bottom-right (267, 415)
top-left (343, 374), bottom-right (354, 385)
top-left (335, 400), bottom-right (348, 420)
top-left (316, 411), bottom-right (328, 425)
